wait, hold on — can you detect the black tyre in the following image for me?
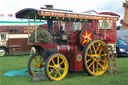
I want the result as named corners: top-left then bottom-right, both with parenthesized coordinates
top-left (0, 48), bottom-right (7, 56)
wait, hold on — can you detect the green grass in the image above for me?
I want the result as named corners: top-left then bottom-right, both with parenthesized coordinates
top-left (0, 55), bottom-right (128, 85)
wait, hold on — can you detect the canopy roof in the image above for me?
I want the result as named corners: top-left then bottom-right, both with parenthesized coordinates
top-left (83, 10), bottom-right (120, 17)
top-left (16, 8), bottom-right (119, 21)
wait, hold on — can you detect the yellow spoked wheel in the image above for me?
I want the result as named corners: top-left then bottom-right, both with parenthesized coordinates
top-left (45, 53), bottom-right (69, 81)
top-left (28, 54), bottom-right (45, 76)
top-left (83, 40), bottom-right (108, 76)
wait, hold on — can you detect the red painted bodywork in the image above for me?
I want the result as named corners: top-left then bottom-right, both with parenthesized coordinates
top-left (69, 51), bottom-right (83, 71)
top-left (28, 11), bottom-right (119, 72)
top-left (29, 43), bottom-right (57, 49)
top-left (30, 19), bottom-right (118, 71)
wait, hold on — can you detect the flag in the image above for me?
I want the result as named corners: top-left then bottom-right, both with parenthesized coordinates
top-left (8, 14), bottom-right (13, 17)
top-left (0, 13), bottom-right (4, 17)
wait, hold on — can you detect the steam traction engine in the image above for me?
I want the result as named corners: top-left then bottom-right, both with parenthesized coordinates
top-left (16, 7), bottom-right (119, 81)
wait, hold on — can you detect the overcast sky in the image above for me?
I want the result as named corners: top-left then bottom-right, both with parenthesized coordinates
top-left (0, 0), bottom-right (126, 25)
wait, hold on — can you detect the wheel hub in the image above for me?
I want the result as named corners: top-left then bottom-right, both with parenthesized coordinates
top-left (91, 55), bottom-right (100, 60)
top-left (36, 63), bottom-right (40, 68)
top-left (95, 55), bottom-right (99, 59)
top-left (55, 65), bottom-right (60, 69)
top-left (94, 55), bottom-right (101, 60)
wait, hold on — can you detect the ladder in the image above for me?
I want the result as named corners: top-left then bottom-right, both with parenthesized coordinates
top-left (106, 45), bottom-right (118, 74)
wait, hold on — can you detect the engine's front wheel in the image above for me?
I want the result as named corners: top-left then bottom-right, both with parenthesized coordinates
top-left (45, 53), bottom-right (69, 81)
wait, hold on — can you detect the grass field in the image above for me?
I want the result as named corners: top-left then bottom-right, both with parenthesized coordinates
top-left (0, 55), bottom-right (128, 85)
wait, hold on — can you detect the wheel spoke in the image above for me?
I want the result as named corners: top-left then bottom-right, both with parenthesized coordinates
top-left (52, 59), bottom-right (55, 65)
top-left (92, 63), bottom-right (95, 73)
top-left (100, 53), bottom-right (107, 57)
top-left (98, 47), bottom-right (103, 55)
top-left (88, 61), bottom-right (95, 68)
top-left (59, 61), bottom-right (64, 65)
top-left (32, 67), bottom-right (37, 73)
top-left (40, 56), bottom-right (42, 64)
top-left (92, 44), bottom-right (97, 54)
top-left (60, 67), bottom-right (64, 70)
top-left (32, 64), bottom-right (36, 66)
top-left (96, 43), bottom-right (101, 52)
top-left (100, 60), bottom-right (105, 64)
top-left (86, 58), bottom-right (92, 63)
top-left (89, 48), bottom-right (93, 54)
top-left (57, 70), bottom-right (62, 77)
top-left (34, 57), bottom-right (38, 63)
top-left (38, 68), bottom-right (41, 74)
top-left (54, 70), bottom-right (58, 78)
top-left (98, 62), bottom-right (103, 69)
top-left (49, 69), bottom-right (54, 74)
top-left (48, 65), bottom-right (54, 68)
top-left (57, 57), bottom-right (59, 64)
top-left (96, 61), bottom-right (98, 72)
top-left (87, 54), bottom-right (92, 56)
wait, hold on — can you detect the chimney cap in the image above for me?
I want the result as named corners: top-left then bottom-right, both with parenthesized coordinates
top-left (45, 5), bottom-right (53, 9)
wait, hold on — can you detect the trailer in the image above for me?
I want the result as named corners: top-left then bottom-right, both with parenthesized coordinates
top-left (0, 21), bottom-right (45, 56)
top-left (16, 6), bottom-right (119, 81)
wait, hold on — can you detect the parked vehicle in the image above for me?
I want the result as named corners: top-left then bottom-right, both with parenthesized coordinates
top-left (116, 38), bottom-right (128, 57)
top-left (16, 6), bottom-right (119, 81)
top-left (0, 21), bottom-right (44, 56)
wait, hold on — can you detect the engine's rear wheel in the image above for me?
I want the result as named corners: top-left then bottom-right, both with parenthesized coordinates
top-left (28, 54), bottom-right (45, 76)
top-left (83, 40), bottom-right (108, 76)
top-left (45, 53), bottom-right (69, 81)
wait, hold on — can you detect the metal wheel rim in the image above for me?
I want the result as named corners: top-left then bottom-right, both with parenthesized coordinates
top-left (47, 54), bottom-right (68, 81)
top-left (84, 40), bottom-right (108, 76)
top-left (30, 54), bottom-right (45, 76)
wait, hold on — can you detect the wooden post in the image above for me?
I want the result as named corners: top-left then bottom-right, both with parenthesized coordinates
top-left (28, 15), bottom-right (30, 43)
top-left (106, 46), bottom-right (112, 74)
top-left (35, 13), bottom-right (37, 43)
top-left (106, 45), bottom-right (118, 74)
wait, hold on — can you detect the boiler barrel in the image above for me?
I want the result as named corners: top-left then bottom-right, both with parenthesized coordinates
top-left (57, 44), bottom-right (77, 54)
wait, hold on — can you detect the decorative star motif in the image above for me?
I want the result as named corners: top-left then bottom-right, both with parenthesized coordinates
top-left (82, 30), bottom-right (92, 44)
